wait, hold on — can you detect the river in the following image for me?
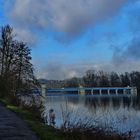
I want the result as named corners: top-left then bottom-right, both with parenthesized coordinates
top-left (42, 94), bottom-right (140, 140)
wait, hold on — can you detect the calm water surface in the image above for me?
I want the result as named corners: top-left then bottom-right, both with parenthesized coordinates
top-left (43, 94), bottom-right (140, 140)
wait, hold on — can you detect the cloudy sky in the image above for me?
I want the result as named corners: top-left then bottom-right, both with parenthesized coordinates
top-left (0, 0), bottom-right (140, 79)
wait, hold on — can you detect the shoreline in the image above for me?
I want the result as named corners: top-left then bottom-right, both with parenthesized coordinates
top-left (0, 98), bottom-right (130, 140)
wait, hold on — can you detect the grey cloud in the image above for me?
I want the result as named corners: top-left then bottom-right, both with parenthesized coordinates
top-left (127, 0), bottom-right (140, 34)
top-left (126, 38), bottom-right (140, 60)
top-left (5, 0), bottom-right (126, 42)
top-left (35, 60), bottom-right (140, 80)
top-left (13, 27), bottom-right (37, 44)
top-left (113, 36), bottom-right (140, 65)
top-left (112, 0), bottom-right (140, 66)
top-left (35, 61), bottom-right (100, 80)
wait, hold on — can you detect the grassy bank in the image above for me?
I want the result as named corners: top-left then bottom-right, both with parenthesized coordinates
top-left (0, 98), bottom-right (130, 140)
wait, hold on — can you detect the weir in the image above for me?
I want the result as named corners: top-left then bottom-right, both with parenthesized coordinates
top-left (45, 87), bottom-right (137, 97)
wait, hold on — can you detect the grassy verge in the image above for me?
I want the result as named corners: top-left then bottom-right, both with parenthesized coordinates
top-left (0, 98), bottom-right (65, 140)
top-left (0, 98), bottom-right (130, 140)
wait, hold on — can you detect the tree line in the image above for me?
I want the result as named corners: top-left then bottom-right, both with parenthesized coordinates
top-left (0, 25), bottom-right (38, 97)
top-left (43, 70), bottom-right (140, 95)
top-left (83, 70), bottom-right (140, 88)
top-left (65, 70), bottom-right (140, 89)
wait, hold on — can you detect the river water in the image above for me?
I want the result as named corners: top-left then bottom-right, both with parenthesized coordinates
top-left (42, 94), bottom-right (140, 140)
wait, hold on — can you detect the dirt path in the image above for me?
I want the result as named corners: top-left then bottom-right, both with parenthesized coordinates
top-left (0, 104), bottom-right (39, 140)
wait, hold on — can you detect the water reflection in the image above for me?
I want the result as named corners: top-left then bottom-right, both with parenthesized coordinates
top-left (43, 94), bottom-right (140, 139)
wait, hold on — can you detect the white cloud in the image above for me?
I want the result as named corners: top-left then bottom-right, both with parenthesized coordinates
top-left (34, 59), bottom-right (140, 80)
top-left (5, 0), bottom-right (126, 42)
top-left (13, 27), bottom-right (37, 43)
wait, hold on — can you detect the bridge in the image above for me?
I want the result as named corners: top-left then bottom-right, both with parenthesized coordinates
top-left (40, 86), bottom-right (137, 97)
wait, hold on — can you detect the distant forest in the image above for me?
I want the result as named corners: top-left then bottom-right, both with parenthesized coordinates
top-left (39, 70), bottom-right (140, 94)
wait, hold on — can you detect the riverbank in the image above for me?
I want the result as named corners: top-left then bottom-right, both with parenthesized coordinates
top-left (0, 98), bottom-right (131, 140)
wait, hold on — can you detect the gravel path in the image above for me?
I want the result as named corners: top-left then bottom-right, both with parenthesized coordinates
top-left (0, 104), bottom-right (39, 140)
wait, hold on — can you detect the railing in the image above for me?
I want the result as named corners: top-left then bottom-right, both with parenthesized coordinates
top-left (44, 87), bottom-right (137, 97)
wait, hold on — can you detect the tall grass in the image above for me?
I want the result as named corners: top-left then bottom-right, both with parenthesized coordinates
top-left (16, 95), bottom-right (133, 139)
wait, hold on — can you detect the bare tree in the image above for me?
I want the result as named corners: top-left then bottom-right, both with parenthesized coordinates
top-left (0, 25), bottom-right (38, 97)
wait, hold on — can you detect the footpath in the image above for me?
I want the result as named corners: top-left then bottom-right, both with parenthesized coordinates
top-left (0, 104), bottom-right (39, 140)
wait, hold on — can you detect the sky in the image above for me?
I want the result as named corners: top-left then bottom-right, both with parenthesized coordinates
top-left (0, 0), bottom-right (140, 80)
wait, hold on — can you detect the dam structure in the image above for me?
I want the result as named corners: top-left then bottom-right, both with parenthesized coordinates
top-left (44, 86), bottom-right (137, 97)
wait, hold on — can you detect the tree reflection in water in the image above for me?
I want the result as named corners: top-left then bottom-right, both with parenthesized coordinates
top-left (44, 95), bottom-right (140, 139)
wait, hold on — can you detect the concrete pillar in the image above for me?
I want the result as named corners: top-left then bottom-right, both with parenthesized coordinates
top-left (123, 89), bottom-right (126, 94)
top-left (115, 89), bottom-right (118, 95)
top-left (131, 87), bottom-right (137, 96)
top-left (41, 84), bottom-right (46, 97)
top-left (99, 89), bottom-right (102, 95)
top-left (91, 89), bottom-right (93, 95)
top-left (108, 89), bottom-right (110, 95)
